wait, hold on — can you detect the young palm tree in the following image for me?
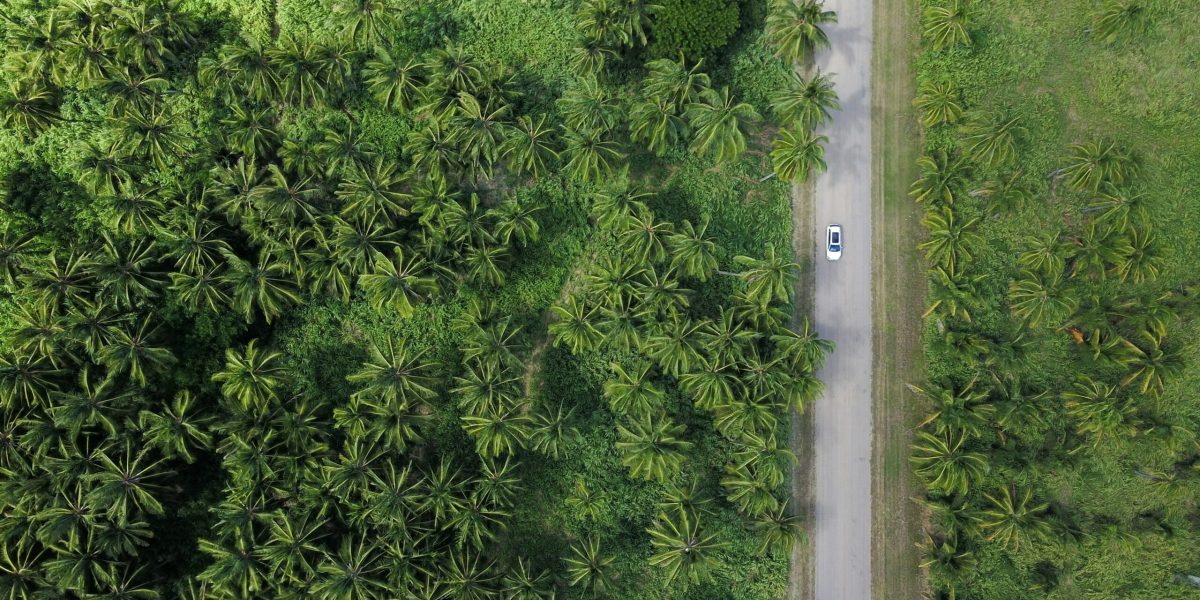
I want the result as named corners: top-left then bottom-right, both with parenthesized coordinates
top-left (1018, 231), bottom-right (1072, 279)
top-left (1061, 140), bottom-right (1137, 192)
top-left (923, 0), bottom-right (972, 51)
top-left (910, 150), bottom-right (970, 206)
top-left (924, 266), bottom-right (982, 322)
top-left (752, 501), bottom-right (805, 556)
top-left (912, 80), bottom-right (964, 126)
top-left (502, 557), bottom-right (554, 600)
top-left (910, 378), bottom-right (994, 439)
top-left (910, 429), bottom-right (988, 496)
top-left (1117, 227), bottom-right (1162, 284)
top-left (979, 485), bottom-right (1052, 551)
top-left (615, 415), bottom-right (693, 482)
top-left (766, 0), bottom-right (837, 63)
top-left (564, 534), bottom-right (613, 596)
top-left (1092, 0), bottom-right (1150, 45)
top-left (687, 87), bottom-right (759, 163)
top-left (918, 529), bottom-right (977, 580)
top-left (647, 509), bottom-right (722, 586)
top-left (1008, 270), bottom-right (1077, 328)
top-left (960, 114), bottom-right (1024, 168)
top-left (971, 169), bottom-right (1034, 214)
top-left (1119, 332), bottom-right (1182, 397)
top-left (771, 127), bottom-right (828, 182)
top-left (918, 206), bottom-right (982, 275)
top-left (772, 70), bottom-right (839, 129)
top-left (212, 339), bottom-right (287, 412)
top-left (1062, 375), bottom-right (1138, 446)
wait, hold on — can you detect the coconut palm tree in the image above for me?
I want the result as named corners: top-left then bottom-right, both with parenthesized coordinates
top-left (766, 0), bottom-right (838, 63)
top-left (733, 245), bottom-right (800, 308)
top-left (918, 206), bottom-right (982, 275)
top-left (923, 0), bottom-right (972, 51)
top-left (918, 529), bottom-right (976, 580)
top-left (911, 378), bottom-right (994, 439)
top-left (563, 127), bottom-right (624, 184)
top-left (0, 81), bottom-right (60, 140)
top-left (615, 415), bottom-right (693, 482)
top-left (961, 114), bottom-right (1024, 168)
top-left (1088, 187), bottom-right (1148, 232)
top-left (913, 80), bottom-right (964, 126)
top-left (687, 87), bottom-right (759, 163)
top-left (347, 338), bottom-right (437, 405)
top-left (647, 509), bottom-right (722, 586)
top-left (1062, 375), bottom-right (1139, 446)
top-left (502, 114), bottom-right (560, 178)
top-left (138, 390), bottom-right (212, 463)
top-left (629, 95), bottom-right (688, 157)
top-left (603, 361), bottom-right (666, 419)
top-left (502, 557), bottom-right (554, 600)
top-left (1061, 140), bottom-right (1138, 192)
top-left (559, 77), bottom-right (618, 134)
top-left (549, 296), bottom-right (604, 354)
top-left (364, 48), bottom-right (425, 111)
top-left (979, 485), bottom-right (1052, 551)
top-left (528, 403), bottom-right (579, 460)
top-left (564, 534), bottom-right (613, 596)
top-left (95, 317), bottom-right (175, 387)
top-left (720, 462), bottom-right (780, 516)
top-left (1092, 0), bottom-right (1150, 45)
top-left (771, 127), bottom-right (828, 182)
top-left (337, 0), bottom-right (401, 48)
top-left (220, 249), bottom-right (300, 324)
top-left (1008, 270), bottom-right (1077, 328)
top-left (359, 248), bottom-right (438, 318)
top-left (212, 339), bottom-right (286, 412)
top-left (910, 150), bottom-right (970, 206)
top-left (461, 407), bottom-right (531, 457)
top-left (667, 219), bottom-right (719, 282)
top-left (772, 70), bottom-right (839, 129)
top-left (643, 56), bottom-right (711, 112)
top-left (910, 429), bottom-right (988, 496)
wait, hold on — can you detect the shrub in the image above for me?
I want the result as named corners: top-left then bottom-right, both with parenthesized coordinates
top-left (649, 0), bottom-right (740, 61)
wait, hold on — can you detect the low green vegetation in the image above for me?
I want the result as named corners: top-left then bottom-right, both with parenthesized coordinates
top-left (0, 0), bottom-right (836, 598)
top-left (912, 0), bottom-right (1200, 597)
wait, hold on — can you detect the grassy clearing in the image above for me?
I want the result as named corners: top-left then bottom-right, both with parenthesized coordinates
top-left (914, 0), bottom-right (1200, 598)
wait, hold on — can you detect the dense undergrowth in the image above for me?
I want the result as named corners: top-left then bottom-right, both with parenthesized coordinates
top-left (0, 0), bottom-right (834, 598)
top-left (912, 1), bottom-right (1200, 598)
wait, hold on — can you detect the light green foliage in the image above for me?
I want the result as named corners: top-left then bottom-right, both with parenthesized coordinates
top-left (913, 0), bottom-right (1200, 598)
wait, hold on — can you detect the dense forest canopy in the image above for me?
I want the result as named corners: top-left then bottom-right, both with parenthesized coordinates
top-left (0, 0), bottom-right (832, 598)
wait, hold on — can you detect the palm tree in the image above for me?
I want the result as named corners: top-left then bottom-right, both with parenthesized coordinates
top-left (358, 248), bottom-right (438, 318)
top-left (961, 114), bottom-right (1024, 168)
top-left (364, 48), bottom-right (425, 111)
top-left (772, 70), bottom-right (839, 129)
top-left (687, 87), bottom-right (759, 162)
top-left (1062, 375), bottom-right (1138, 446)
top-left (911, 378), bottom-right (994, 439)
top-left (924, 266), bottom-right (982, 322)
top-left (720, 462), bottom-right (780, 516)
top-left (337, 0), bottom-right (401, 48)
top-left (564, 535), bottom-right (613, 596)
top-left (1018, 231), bottom-right (1072, 279)
top-left (441, 552), bottom-right (498, 600)
top-left (766, 0), bottom-right (837, 63)
top-left (643, 316), bottom-right (704, 376)
top-left (221, 249), bottom-right (300, 324)
top-left (461, 407), bottom-right (531, 457)
top-left (549, 296), bottom-right (604, 354)
top-left (979, 485), bottom-right (1052, 551)
top-left (1119, 332), bottom-right (1182, 397)
top-left (311, 537), bottom-right (385, 599)
top-left (918, 206), bottom-right (982, 275)
top-left (1072, 221), bottom-right (1131, 279)
top-left (0, 81), bottom-right (60, 140)
top-left (138, 390), bottom-right (212, 463)
top-left (1088, 187), bottom-right (1148, 232)
top-left (453, 92), bottom-right (511, 178)
top-left (615, 415), bottom-right (693, 482)
top-left (337, 158), bottom-right (412, 222)
top-left (1117, 226), bottom-right (1163, 284)
top-left (910, 429), bottom-right (988, 496)
top-left (1092, 0), bottom-right (1150, 45)
top-left (923, 0), bottom-right (972, 51)
top-left (95, 318), bottom-right (175, 387)
top-left (1061, 140), bottom-right (1137, 192)
top-left (85, 446), bottom-right (169, 519)
top-left (221, 102), bottom-right (277, 160)
top-left (1008, 270), bottom-right (1076, 328)
top-left (752, 501), bottom-right (805, 556)
top-left (647, 510), bottom-right (722, 586)
top-left (643, 56), bottom-right (711, 111)
top-left (528, 402), bottom-right (579, 459)
top-left (667, 219), bottom-right (718, 282)
top-left (909, 150), bottom-right (970, 206)
top-left (603, 361), bottom-right (665, 418)
top-left (501, 114), bottom-right (560, 178)
top-left (971, 169), bottom-right (1034, 214)
top-left (502, 557), bottom-right (554, 600)
top-left (212, 339), bottom-right (287, 412)
top-left (771, 127), bottom-right (828, 182)
top-left (563, 127), bottom-right (624, 184)
top-left (912, 80), bottom-right (964, 126)
top-left (559, 77), bottom-right (618, 134)
top-left (918, 529), bottom-right (976, 580)
top-left (733, 245), bottom-right (800, 308)
top-left (629, 95), bottom-right (688, 156)
top-left (347, 338), bottom-right (437, 405)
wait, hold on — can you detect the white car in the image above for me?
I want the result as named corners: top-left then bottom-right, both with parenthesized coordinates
top-left (826, 224), bottom-right (843, 261)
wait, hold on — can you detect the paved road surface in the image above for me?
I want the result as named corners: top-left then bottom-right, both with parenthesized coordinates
top-left (811, 0), bottom-right (874, 598)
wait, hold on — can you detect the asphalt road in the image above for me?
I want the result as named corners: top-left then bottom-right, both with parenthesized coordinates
top-left (811, 0), bottom-right (874, 598)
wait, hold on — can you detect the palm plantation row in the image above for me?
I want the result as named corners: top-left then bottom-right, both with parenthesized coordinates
top-left (911, 1), bottom-right (1199, 596)
top-left (0, 0), bottom-right (841, 598)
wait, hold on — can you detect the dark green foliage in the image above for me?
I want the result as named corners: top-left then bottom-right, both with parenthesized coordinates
top-left (650, 0), bottom-right (741, 61)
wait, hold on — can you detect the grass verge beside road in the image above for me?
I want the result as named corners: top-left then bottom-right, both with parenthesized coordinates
top-left (871, 1), bottom-right (925, 599)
